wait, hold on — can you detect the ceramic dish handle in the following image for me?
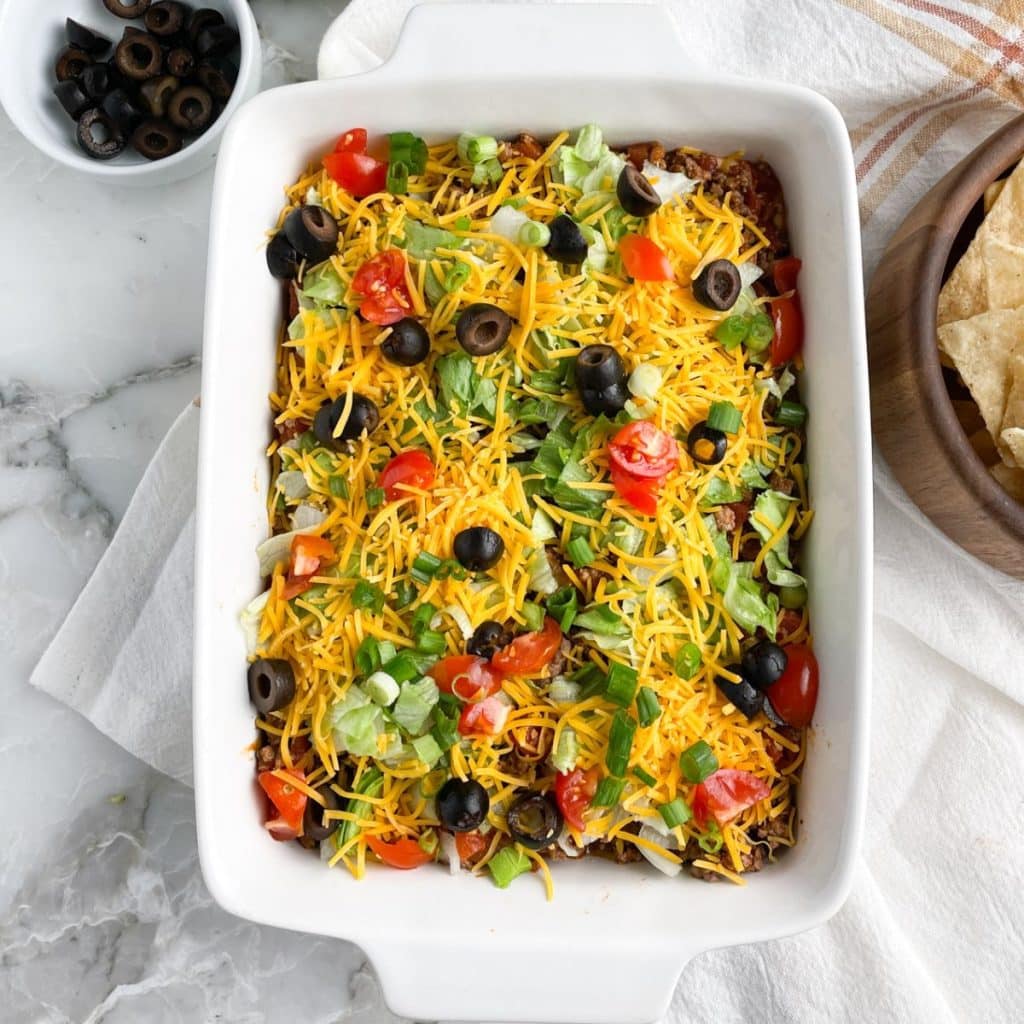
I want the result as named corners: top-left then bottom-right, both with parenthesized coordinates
top-left (320, 1), bottom-right (687, 81)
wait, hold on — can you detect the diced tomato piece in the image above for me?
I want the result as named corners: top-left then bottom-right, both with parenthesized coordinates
top-left (323, 150), bottom-right (388, 197)
top-left (765, 643), bottom-right (819, 728)
top-left (610, 464), bottom-right (661, 515)
top-left (691, 769), bottom-right (771, 829)
top-left (352, 250), bottom-right (412, 325)
top-left (554, 767), bottom-right (600, 831)
top-left (458, 696), bottom-right (510, 736)
top-left (491, 617), bottom-right (562, 676)
top-left (608, 420), bottom-right (678, 479)
top-left (379, 449), bottom-right (435, 501)
top-left (333, 128), bottom-right (368, 153)
top-left (365, 834), bottom-right (433, 869)
top-left (258, 768), bottom-right (307, 840)
top-left (428, 655), bottom-right (504, 702)
top-left (290, 534), bottom-right (334, 576)
top-left (619, 234), bottom-right (674, 281)
top-left (769, 257), bottom-right (804, 364)
top-left (455, 830), bottom-right (489, 864)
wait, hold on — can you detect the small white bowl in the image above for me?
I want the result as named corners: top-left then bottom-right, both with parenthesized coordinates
top-left (0, 0), bottom-right (261, 185)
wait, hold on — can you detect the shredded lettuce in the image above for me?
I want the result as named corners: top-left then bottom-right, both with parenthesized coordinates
top-left (720, 561), bottom-right (777, 636)
top-left (275, 470), bottom-right (310, 500)
top-left (399, 220), bottom-right (465, 260)
top-left (605, 519), bottom-right (645, 556)
top-left (749, 490), bottom-right (799, 567)
top-left (436, 352), bottom-right (500, 419)
top-left (300, 262), bottom-right (344, 306)
top-left (290, 502), bottom-right (326, 531)
top-left (701, 476), bottom-right (746, 507)
top-left (527, 547), bottom-right (559, 595)
top-left (240, 590), bottom-right (269, 656)
top-left (550, 725), bottom-right (579, 773)
top-left (740, 459), bottom-right (771, 490)
top-left (531, 506), bottom-right (558, 544)
top-left (757, 366), bottom-right (797, 402)
top-left (555, 124), bottom-right (627, 196)
top-left (333, 703), bottom-right (384, 756)
top-left (573, 604), bottom-right (628, 637)
top-left (391, 676), bottom-right (439, 736)
top-left (256, 527), bottom-right (318, 577)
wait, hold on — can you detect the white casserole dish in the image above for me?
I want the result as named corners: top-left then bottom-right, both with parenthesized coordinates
top-left (194, 5), bottom-right (872, 1022)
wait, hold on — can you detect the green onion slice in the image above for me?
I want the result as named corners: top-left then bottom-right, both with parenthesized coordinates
top-left (679, 740), bottom-right (719, 784)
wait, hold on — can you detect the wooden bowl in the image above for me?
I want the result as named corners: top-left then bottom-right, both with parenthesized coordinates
top-left (867, 113), bottom-right (1024, 579)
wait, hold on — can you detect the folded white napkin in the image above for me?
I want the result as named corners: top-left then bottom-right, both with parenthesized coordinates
top-left (32, 2), bottom-right (1024, 1019)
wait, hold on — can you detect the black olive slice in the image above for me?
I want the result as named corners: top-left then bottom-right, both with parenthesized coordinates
top-left (55, 46), bottom-right (91, 83)
top-left (437, 778), bottom-right (490, 833)
top-left (453, 527), bottom-right (505, 572)
top-left (115, 32), bottom-right (164, 81)
top-left (467, 620), bottom-right (513, 659)
top-left (580, 382), bottom-right (629, 416)
top-left (78, 63), bottom-right (117, 101)
top-left (101, 88), bottom-right (145, 135)
top-left (197, 56), bottom-right (237, 100)
top-left (313, 394), bottom-right (380, 447)
top-left (616, 163), bottom-right (661, 217)
top-left (456, 302), bottom-right (513, 356)
top-left (139, 75), bottom-right (179, 117)
top-left (715, 665), bottom-right (764, 720)
top-left (544, 214), bottom-right (588, 264)
top-left (75, 108), bottom-right (126, 160)
top-left (381, 317), bottom-right (430, 366)
top-left (65, 19), bottom-right (112, 57)
top-left (693, 258), bottom-right (742, 311)
top-left (188, 8), bottom-right (225, 42)
top-left (247, 658), bottom-right (295, 714)
top-left (53, 80), bottom-right (91, 120)
top-left (196, 24), bottom-right (240, 59)
top-left (506, 792), bottom-right (562, 850)
top-left (266, 233), bottom-right (301, 280)
top-left (741, 641), bottom-right (788, 691)
top-left (282, 206), bottom-right (340, 264)
top-left (686, 420), bottom-right (728, 466)
top-left (303, 784), bottom-right (344, 842)
top-left (131, 118), bottom-right (182, 160)
top-left (575, 344), bottom-right (626, 392)
top-left (165, 47), bottom-right (196, 79)
top-left (103, 0), bottom-right (153, 19)
top-left (144, 1), bottom-right (188, 37)
top-left (167, 85), bottom-right (214, 133)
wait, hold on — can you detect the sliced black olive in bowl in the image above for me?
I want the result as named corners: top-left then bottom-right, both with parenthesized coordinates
top-left (506, 792), bottom-right (563, 850)
top-left (75, 108), bottom-right (125, 160)
top-left (115, 32), bottom-right (164, 81)
top-left (544, 214), bottom-right (588, 264)
top-left (687, 420), bottom-right (728, 465)
top-left (283, 206), bottom-right (340, 264)
top-left (196, 24), bottom-right (240, 59)
top-left (166, 47), bottom-right (196, 79)
top-left (741, 640), bottom-right (788, 691)
top-left (467, 620), bottom-right (512, 659)
top-left (715, 665), bottom-right (763, 720)
top-left (145, 1), bottom-right (188, 37)
top-left (188, 7), bottom-right (225, 42)
top-left (453, 527), bottom-right (505, 572)
top-left (53, 80), bottom-right (91, 120)
top-left (101, 88), bottom-right (145, 135)
top-left (55, 46), bottom-right (92, 83)
top-left (303, 784), bottom-right (343, 842)
top-left (580, 381), bottom-right (629, 417)
top-left (139, 75), bottom-right (179, 117)
top-left (456, 302), bottom-right (513, 356)
top-left (103, 0), bottom-right (153, 18)
top-left (437, 778), bottom-right (490, 832)
top-left (266, 232), bottom-right (302, 280)
top-left (132, 118), bottom-right (182, 160)
top-left (693, 258), bottom-right (742, 311)
top-left (616, 163), bottom-right (661, 217)
top-left (65, 19), bottom-right (112, 57)
top-left (381, 318), bottom-right (430, 366)
top-left (167, 84), bottom-right (214, 133)
top-left (247, 658), bottom-right (295, 714)
top-left (79, 63), bottom-right (117, 102)
top-left (197, 56), bottom-right (237, 100)
top-left (575, 344), bottom-right (626, 392)
top-left (313, 394), bottom-right (380, 447)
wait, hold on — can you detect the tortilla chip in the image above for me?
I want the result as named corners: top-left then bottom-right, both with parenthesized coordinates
top-left (1002, 351), bottom-right (1024, 427)
top-left (984, 178), bottom-right (1006, 214)
top-left (983, 238), bottom-right (1024, 312)
top-left (991, 461), bottom-right (1024, 502)
top-left (1001, 427), bottom-right (1024, 467)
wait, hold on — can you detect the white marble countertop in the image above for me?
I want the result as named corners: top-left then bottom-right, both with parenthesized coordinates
top-left (0, 3), bottom-right (418, 1020)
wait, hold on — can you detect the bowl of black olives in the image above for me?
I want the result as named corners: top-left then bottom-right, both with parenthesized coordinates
top-left (0, 0), bottom-right (261, 183)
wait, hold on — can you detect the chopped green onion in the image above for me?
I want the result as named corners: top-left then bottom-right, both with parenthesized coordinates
top-left (454, 215), bottom-right (471, 231)
top-left (488, 846), bottom-right (532, 888)
top-left (715, 315), bottom-right (750, 350)
top-left (573, 663), bottom-right (606, 700)
top-left (328, 475), bottom-right (349, 499)
top-left (635, 686), bottom-right (662, 727)
top-left (365, 486), bottom-right (384, 509)
top-left (698, 822), bottom-right (724, 853)
top-left (565, 536), bottom-right (595, 568)
top-left (391, 579), bottom-right (417, 610)
top-left (382, 653), bottom-right (420, 685)
top-left (388, 131), bottom-right (427, 173)
top-left (604, 661), bottom-right (639, 708)
top-left (746, 312), bottom-right (775, 352)
top-left (519, 221), bottom-right (551, 247)
top-left (336, 768), bottom-right (383, 847)
top-left (674, 642), bottom-right (702, 680)
top-left (658, 797), bottom-right (692, 829)
top-left (365, 670), bottom-right (399, 706)
top-left (461, 134), bottom-right (497, 164)
top-left (436, 558), bottom-right (468, 581)
top-left (776, 400), bottom-right (807, 428)
top-left (411, 551), bottom-right (443, 583)
top-left (377, 641), bottom-right (397, 665)
top-left (522, 601), bottom-right (545, 633)
top-left (591, 776), bottom-right (626, 807)
top-left (679, 740), bottom-right (718, 783)
top-left (410, 603), bottom-right (437, 637)
top-left (352, 580), bottom-right (385, 614)
top-left (417, 827), bottom-right (439, 855)
top-left (632, 765), bottom-right (658, 787)
top-left (411, 734), bottom-right (444, 767)
top-left (355, 636), bottom-right (381, 676)
top-left (443, 262), bottom-right (471, 293)
top-left (386, 160), bottom-right (409, 196)
top-left (780, 583), bottom-right (808, 609)
top-left (707, 401), bottom-right (742, 435)
top-left (415, 629), bottom-right (447, 656)
top-left (545, 586), bottom-right (578, 631)
top-left (471, 157), bottom-right (503, 186)
top-left (605, 710), bottom-right (637, 777)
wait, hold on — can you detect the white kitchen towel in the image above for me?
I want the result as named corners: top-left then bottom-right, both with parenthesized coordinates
top-left (31, 2), bottom-right (1024, 1020)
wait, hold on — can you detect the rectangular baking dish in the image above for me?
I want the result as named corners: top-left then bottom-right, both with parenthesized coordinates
top-left (194, 5), bottom-right (872, 1022)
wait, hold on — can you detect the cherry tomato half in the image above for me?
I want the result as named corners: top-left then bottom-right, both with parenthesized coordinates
top-left (769, 257), bottom-right (804, 364)
top-left (333, 128), bottom-right (367, 153)
top-left (619, 235), bottom-right (674, 281)
top-left (491, 617), bottom-right (562, 676)
top-left (282, 534), bottom-right (334, 599)
top-left (352, 250), bottom-right (412, 325)
top-left (608, 420), bottom-right (678, 479)
top-left (378, 449), bottom-right (435, 501)
top-left (455, 830), bottom-right (489, 864)
top-left (258, 769), bottom-right (307, 841)
top-left (610, 464), bottom-right (660, 515)
top-left (458, 696), bottom-right (510, 736)
top-left (428, 655), bottom-right (504, 702)
top-left (323, 151), bottom-right (388, 197)
top-left (691, 769), bottom-right (771, 829)
top-left (365, 834), bottom-right (433, 869)
top-left (765, 643), bottom-right (819, 728)
top-left (554, 767), bottom-right (600, 831)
